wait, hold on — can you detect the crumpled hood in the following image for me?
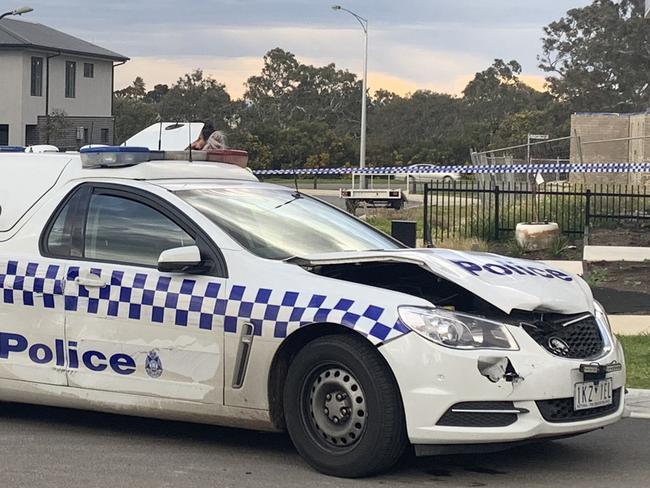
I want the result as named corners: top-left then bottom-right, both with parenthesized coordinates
top-left (290, 248), bottom-right (594, 315)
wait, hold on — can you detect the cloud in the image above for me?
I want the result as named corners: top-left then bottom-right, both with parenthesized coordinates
top-left (29, 0), bottom-right (586, 98)
top-left (115, 56), bottom-right (264, 98)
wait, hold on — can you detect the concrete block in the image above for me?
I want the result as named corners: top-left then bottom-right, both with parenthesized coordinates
top-left (583, 246), bottom-right (650, 262)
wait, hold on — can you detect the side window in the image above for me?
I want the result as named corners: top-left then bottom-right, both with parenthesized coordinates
top-left (43, 188), bottom-right (86, 258)
top-left (45, 202), bottom-right (72, 256)
top-left (84, 194), bottom-right (195, 267)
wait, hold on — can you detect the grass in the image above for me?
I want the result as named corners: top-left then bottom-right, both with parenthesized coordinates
top-left (364, 207), bottom-right (424, 239)
top-left (618, 335), bottom-right (650, 389)
top-left (433, 236), bottom-right (489, 252)
top-left (584, 267), bottom-right (610, 287)
top-left (264, 176), bottom-right (352, 187)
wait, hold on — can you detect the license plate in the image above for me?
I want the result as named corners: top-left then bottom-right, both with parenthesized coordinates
top-left (574, 378), bottom-right (613, 411)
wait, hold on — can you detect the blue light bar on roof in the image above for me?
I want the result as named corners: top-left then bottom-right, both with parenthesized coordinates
top-left (0, 146), bottom-right (26, 153)
top-left (80, 146), bottom-right (150, 168)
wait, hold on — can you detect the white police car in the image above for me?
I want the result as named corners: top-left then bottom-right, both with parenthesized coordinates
top-left (0, 147), bottom-right (625, 477)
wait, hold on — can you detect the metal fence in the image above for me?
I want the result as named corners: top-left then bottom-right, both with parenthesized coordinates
top-left (423, 181), bottom-right (650, 246)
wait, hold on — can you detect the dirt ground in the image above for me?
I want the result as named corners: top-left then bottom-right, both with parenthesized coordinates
top-left (589, 225), bottom-right (650, 247)
top-left (488, 231), bottom-right (650, 314)
top-left (586, 262), bottom-right (650, 314)
top-left (582, 224), bottom-right (650, 314)
top-left (487, 240), bottom-right (584, 261)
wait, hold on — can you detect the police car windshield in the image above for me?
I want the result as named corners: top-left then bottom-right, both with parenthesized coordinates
top-left (176, 187), bottom-right (401, 260)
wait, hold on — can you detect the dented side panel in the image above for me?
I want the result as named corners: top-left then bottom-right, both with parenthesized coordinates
top-left (64, 264), bottom-right (226, 404)
top-left (0, 257), bottom-right (68, 386)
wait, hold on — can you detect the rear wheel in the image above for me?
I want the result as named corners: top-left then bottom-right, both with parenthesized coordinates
top-left (283, 334), bottom-right (407, 478)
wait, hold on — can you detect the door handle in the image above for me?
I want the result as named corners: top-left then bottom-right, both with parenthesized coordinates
top-left (75, 271), bottom-right (108, 288)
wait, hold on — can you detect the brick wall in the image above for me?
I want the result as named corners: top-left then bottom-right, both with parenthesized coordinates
top-left (36, 115), bottom-right (114, 151)
top-left (570, 112), bottom-right (650, 185)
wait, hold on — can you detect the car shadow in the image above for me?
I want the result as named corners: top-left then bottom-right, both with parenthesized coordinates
top-left (0, 401), bottom-right (296, 453)
top-left (0, 401), bottom-right (639, 485)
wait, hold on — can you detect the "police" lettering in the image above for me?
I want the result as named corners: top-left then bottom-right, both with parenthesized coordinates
top-left (451, 260), bottom-right (573, 282)
top-left (0, 332), bottom-right (136, 375)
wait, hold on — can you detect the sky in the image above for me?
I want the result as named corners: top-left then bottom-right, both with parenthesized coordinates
top-left (16, 0), bottom-right (594, 98)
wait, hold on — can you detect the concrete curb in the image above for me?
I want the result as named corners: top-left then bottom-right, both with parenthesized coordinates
top-left (542, 260), bottom-right (584, 276)
top-left (626, 389), bottom-right (650, 420)
top-left (584, 246), bottom-right (650, 262)
top-left (610, 316), bottom-right (650, 336)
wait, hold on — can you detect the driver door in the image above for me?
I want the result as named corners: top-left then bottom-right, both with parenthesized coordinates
top-left (60, 184), bottom-right (227, 404)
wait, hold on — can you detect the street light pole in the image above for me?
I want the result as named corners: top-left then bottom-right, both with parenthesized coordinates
top-left (332, 5), bottom-right (368, 186)
top-left (0, 6), bottom-right (34, 21)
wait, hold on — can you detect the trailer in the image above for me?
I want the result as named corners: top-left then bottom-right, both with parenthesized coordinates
top-left (340, 173), bottom-right (405, 213)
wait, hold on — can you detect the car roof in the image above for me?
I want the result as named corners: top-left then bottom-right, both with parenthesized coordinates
top-left (0, 152), bottom-right (258, 233)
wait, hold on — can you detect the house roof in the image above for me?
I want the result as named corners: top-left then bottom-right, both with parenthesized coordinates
top-left (0, 18), bottom-right (128, 62)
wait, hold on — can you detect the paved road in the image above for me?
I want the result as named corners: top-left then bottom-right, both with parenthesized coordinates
top-left (0, 402), bottom-right (647, 488)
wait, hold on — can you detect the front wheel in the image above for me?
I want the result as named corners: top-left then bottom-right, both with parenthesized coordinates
top-left (283, 334), bottom-right (408, 478)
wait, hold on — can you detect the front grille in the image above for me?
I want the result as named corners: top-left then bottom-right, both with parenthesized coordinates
top-left (519, 314), bottom-right (605, 359)
top-left (437, 402), bottom-right (518, 427)
top-left (536, 388), bottom-right (621, 423)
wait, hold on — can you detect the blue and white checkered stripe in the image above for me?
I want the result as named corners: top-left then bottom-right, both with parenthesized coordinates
top-left (219, 285), bottom-right (409, 342)
top-left (253, 162), bottom-right (650, 177)
top-left (0, 261), bottom-right (64, 308)
top-left (0, 261), bottom-right (409, 344)
top-left (65, 267), bottom-right (222, 330)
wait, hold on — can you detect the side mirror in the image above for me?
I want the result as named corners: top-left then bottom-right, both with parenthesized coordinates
top-left (158, 245), bottom-right (202, 273)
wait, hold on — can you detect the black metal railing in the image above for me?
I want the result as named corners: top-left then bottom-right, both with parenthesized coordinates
top-left (423, 181), bottom-right (650, 246)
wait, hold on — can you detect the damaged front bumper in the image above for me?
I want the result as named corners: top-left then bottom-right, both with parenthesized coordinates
top-left (379, 325), bottom-right (626, 449)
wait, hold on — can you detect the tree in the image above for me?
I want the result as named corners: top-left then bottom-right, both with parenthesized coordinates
top-left (539, 0), bottom-right (650, 112)
top-left (243, 48), bottom-right (361, 133)
top-left (115, 76), bottom-right (147, 99)
top-left (463, 59), bottom-right (552, 148)
top-left (113, 96), bottom-right (158, 144)
top-left (160, 69), bottom-right (233, 125)
top-left (367, 90), bottom-right (467, 164)
top-left (144, 84), bottom-right (169, 104)
top-left (113, 51), bottom-right (564, 168)
top-left (44, 109), bottom-right (71, 145)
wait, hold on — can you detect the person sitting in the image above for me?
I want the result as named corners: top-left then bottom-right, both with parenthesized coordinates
top-left (202, 130), bottom-right (227, 151)
top-left (189, 122), bottom-right (215, 150)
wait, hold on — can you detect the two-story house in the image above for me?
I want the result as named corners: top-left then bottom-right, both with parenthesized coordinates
top-left (0, 18), bottom-right (128, 149)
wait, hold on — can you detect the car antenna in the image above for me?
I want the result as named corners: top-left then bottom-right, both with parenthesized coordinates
top-left (188, 121), bottom-right (193, 163)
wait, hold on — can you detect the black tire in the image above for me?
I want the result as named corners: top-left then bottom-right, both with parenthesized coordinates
top-left (283, 334), bottom-right (408, 478)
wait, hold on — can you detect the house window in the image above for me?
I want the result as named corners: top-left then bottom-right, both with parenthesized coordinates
top-left (84, 63), bottom-right (94, 78)
top-left (100, 128), bottom-right (109, 144)
top-left (25, 125), bottom-right (38, 146)
top-left (0, 125), bottom-right (8, 146)
top-left (65, 61), bottom-right (76, 98)
top-left (31, 57), bottom-right (43, 97)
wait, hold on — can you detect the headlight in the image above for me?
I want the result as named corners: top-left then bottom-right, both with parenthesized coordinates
top-left (398, 306), bottom-right (519, 350)
top-left (594, 300), bottom-right (615, 342)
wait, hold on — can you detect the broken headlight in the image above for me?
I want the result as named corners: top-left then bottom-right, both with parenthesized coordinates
top-left (594, 301), bottom-right (612, 335)
top-left (398, 307), bottom-right (519, 350)
top-left (594, 300), bottom-right (615, 347)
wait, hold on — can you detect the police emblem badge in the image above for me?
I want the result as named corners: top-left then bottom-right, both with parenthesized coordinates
top-left (145, 350), bottom-right (163, 378)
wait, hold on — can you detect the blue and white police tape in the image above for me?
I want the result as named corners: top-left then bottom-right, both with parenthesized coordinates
top-left (253, 162), bottom-right (650, 177)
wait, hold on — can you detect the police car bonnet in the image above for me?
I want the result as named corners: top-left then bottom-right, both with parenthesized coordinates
top-left (292, 248), bottom-right (594, 315)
